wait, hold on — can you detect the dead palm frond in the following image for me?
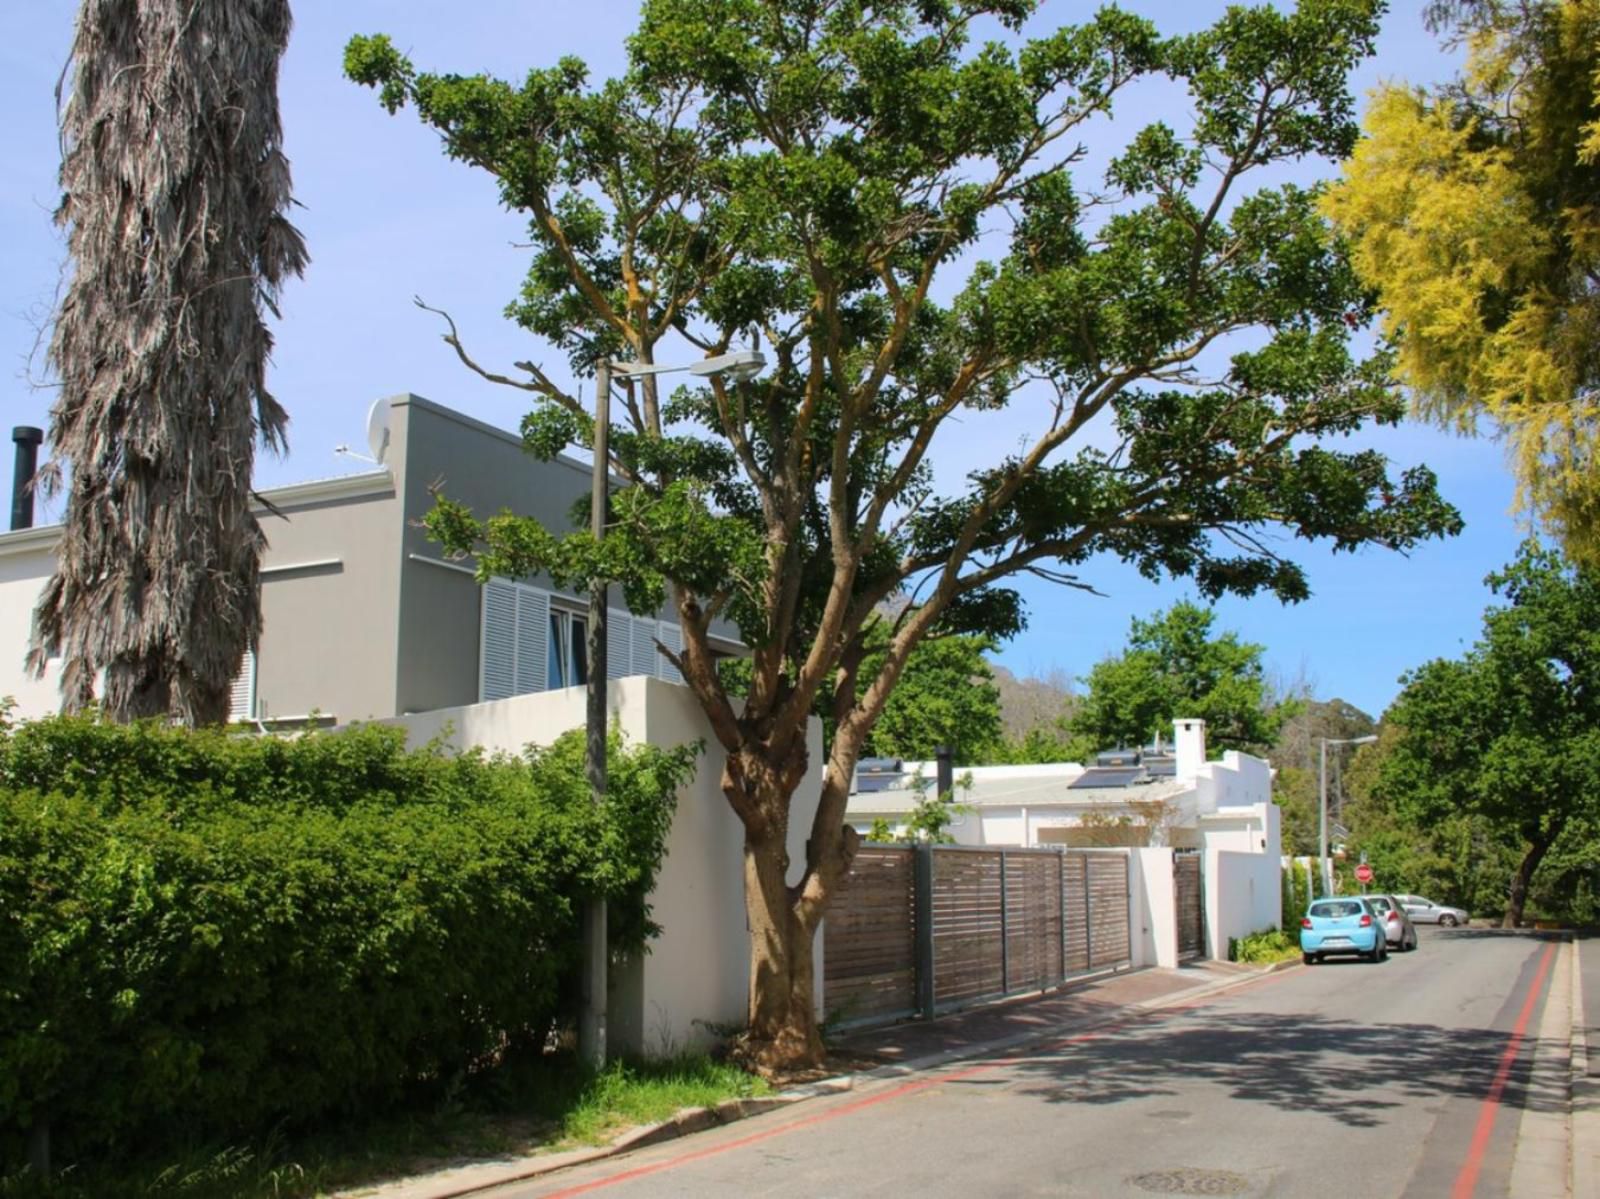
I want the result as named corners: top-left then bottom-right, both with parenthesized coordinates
top-left (29, 0), bottom-right (307, 725)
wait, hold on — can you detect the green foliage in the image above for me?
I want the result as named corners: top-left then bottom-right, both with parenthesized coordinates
top-left (1229, 928), bottom-right (1300, 964)
top-left (0, 1051), bottom-right (761, 1199)
top-left (1325, 0), bottom-right (1600, 560)
top-left (1071, 601), bottom-right (1300, 754)
top-left (722, 621), bottom-right (1004, 762)
top-left (1273, 766), bottom-right (1320, 857)
top-left (345, 0), bottom-right (1459, 726)
top-left (0, 717), bottom-right (696, 1169)
top-left (863, 769), bottom-right (972, 844)
top-left (1364, 543), bottom-right (1600, 924)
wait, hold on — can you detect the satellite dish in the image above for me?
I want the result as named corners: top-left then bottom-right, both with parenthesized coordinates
top-left (365, 397), bottom-right (391, 465)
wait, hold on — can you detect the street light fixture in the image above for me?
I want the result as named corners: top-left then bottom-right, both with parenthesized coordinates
top-left (1319, 734), bottom-right (1378, 897)
top-left (579, 349), bottom-right (766, 1069)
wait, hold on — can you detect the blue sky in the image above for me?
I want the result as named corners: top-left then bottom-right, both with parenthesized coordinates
top-left (0, 2), bottom-right (1524, 719)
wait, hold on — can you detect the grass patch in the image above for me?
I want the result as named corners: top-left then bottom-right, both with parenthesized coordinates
top-left (1229, 927), bottom-right (1302, 964)
top-left (0, 1052), bottom-right (768, 1199)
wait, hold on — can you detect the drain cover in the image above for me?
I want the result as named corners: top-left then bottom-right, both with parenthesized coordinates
top-left (1128, 1168), bottom-right (1252, 1195)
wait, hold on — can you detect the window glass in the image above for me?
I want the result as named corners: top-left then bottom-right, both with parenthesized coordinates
top-left (1310, 901), bottom-right (1363, 918)
top-left (1367, 897), bottom-right (1392, 913)
top-left (548, 612), bottom-right (567, 690)
top-left (571, 615), bottom-right (588, 685)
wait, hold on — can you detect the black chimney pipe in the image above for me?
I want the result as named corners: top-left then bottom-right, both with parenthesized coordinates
top-left (936, 744), bottom-right (953, 802)
top-left (10, 427), bottom-right (42, 532)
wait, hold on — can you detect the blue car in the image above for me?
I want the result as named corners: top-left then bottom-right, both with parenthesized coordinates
top-left (1300, 898), bottom-right (1387, 964)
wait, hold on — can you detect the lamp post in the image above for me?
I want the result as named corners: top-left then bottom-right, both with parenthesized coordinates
top-left (577, 348), bottom-right (765, 1069)
top-left (1319, 734), bottom-right (1378, 897)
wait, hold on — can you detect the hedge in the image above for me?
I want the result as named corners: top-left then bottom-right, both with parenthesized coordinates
top-left (0, 716), bottom-right (697, 1167)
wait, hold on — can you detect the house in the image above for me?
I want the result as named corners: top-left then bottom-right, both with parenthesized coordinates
top-left (0, 394), bottom-right (743, 725)
top-left (847, 718), bottom-right (1283, 963)
top-left (0, 396), bottom-right (786, 1056)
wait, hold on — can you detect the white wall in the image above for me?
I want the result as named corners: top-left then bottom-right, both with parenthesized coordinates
top-left (1205, 848), bottom-right (1283, 959)
top-left (390, 676), bottom-right (824, 1056)
top-left (1192, 750), bottom-right (1273, 815)
top-left (0, 535), bottom-right (62, 717)
top-left (1130, 848), bottom-right (1179, 969)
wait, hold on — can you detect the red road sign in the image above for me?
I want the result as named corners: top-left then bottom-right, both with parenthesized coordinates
top-left (1355, 863), bottom-right (1374, 884)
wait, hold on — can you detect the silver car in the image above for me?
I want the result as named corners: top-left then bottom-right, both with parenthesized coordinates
top-left (1396, 893), bottom-right (1469, 927)
top-left (1365, 893), bottom-right (1419, 950)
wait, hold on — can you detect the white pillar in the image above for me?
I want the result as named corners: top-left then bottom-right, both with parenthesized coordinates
top-left (1174, 718), bottom-right (1206, 783)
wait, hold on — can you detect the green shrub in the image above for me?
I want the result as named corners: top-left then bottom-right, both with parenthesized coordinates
top-left (1228, 928), bottom-right (1300, 964)
top-left (0, 717), bottom-right (697, 1169)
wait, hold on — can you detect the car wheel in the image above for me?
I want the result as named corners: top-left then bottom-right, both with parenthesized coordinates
top-left (1440, 914), bottom-right (1459, 928)
top-left (1303, 952), bottom-right (1315, 966)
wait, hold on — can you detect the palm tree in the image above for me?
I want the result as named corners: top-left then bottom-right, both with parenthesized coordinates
top-left (28, 0), bottom-right (307, 724)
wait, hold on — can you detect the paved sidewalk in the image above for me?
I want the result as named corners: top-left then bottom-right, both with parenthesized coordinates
top-left (338, 961), bottom-right (1262, 1199)
top-left (1575, 936), bottom-right (1600, 1197)
top-left (830, 959), bottom-right (1255, 1069)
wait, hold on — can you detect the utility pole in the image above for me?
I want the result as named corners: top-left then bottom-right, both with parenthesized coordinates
top-left (579, 360), bottom-right (611, 1069)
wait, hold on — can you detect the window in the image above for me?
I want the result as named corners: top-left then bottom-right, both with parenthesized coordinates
top-left (481, 578), bottom-right (683, 702)
top-left (547, 609), bottom-right (589, 690)
top-left (229, 650), bottom-right (257, 722)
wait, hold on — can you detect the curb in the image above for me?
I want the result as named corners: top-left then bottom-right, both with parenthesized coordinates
top-left (337, 966), bottom-right (1271, 1199)
top-left (1573, 937), bottom-right (1599, 1199)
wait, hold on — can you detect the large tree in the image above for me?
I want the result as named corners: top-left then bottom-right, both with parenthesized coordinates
top-left (347, 0), bottom-right (1459, 1069)
top-left (1071, 600), bottom-right (1296, 755)
top-left (28, 0), bottom-right (307, 725)
top-left (1378, 543), bottom-right (1600, 927)
top-left (1323, 0), bottom-right (1600, 559)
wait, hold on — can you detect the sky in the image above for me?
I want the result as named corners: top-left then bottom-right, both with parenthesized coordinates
top-left (0, 1), bottom-right (1527, 720)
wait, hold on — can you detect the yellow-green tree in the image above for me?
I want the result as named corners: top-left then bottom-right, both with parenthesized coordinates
top-left (1324, 0), bottom-right (1600, 558)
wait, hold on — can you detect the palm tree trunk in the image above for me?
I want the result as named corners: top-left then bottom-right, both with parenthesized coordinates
top-left (30, 0), bottom-right (307, 725)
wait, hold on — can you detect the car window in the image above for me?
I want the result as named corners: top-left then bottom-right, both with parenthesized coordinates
top-left (1412, 897), bottom-right (1436, 907)
top-left (1310, 901), bottom-right (1364, 918)
top-left (1367, 897), bottom-right (1393, 913)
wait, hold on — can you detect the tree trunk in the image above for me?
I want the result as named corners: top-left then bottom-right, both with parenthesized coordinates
top-left (740, 824), bottom-right (824, 1072)
top-left (1503, 837), bottom-right (1553, 928)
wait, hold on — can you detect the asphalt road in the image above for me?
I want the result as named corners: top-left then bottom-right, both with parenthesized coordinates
top-left (495, 930), bottom-right (1564, 1199)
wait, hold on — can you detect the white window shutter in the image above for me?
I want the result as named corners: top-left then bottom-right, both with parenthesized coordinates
top-left (607, 607), bottom-right (631, 680)
top-left (229, 650), bottom-right (257, 721)
top-left (658, 622), bottom-right (684, 684)
top-left (480, 581), bottom-right (518, 701)
top-left (631, 617), bottom-right (657, 678)
top-left (514, 586), bottom-right (550, 695)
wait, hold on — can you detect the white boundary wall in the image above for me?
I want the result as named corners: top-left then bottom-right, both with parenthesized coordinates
top-left (1205, 848), bottom-right (1283, 960)
top-left (390, 676), bottom-right (824, 1056)
top-left (1130, 848), bottom-right (1179, 969)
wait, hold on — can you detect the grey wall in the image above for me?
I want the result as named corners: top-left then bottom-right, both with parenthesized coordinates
top-left (390, 395), bottom-right (597, 715)
top-left (255, 477), bottom-right (403, 722)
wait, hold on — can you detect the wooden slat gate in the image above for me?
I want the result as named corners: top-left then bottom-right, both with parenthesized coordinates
top-left (823, 847), bottom-right (917, 1026)
top-left (1175, 850), bottom-right (1204, 960)
top-left (824, 845), bottom-right (1131, 1028)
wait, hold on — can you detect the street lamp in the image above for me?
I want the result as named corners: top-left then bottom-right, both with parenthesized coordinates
top-left (1319, 734), bottom-right (1378, 897)
top-left (579, 348), bottom-right (766, 1069)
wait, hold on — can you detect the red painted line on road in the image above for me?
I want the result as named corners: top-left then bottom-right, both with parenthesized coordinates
top-left (538, 966), bottom-right (1290, 1197)
top-left (1450, 942), bottom-right (1556, 1199)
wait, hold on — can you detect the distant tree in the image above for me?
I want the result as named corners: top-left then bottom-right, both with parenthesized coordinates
top-left (992, 665), bottom-right (1078, 741)
top-left (862, 631), bottom-right (1003, 765)
top-left (1072, 602), bottom-right (1298, 755)
top-left (30, 0), bottom-right (307, 724)
top-left (1324, 0), bottom-right (1600, 559)
top-left (1378, 543), bottom-right (1600, 926)
top-left (1272, 765), bottom-right (1319, 856)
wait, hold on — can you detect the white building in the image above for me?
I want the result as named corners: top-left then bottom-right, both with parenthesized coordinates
top-left (847, 718), bottom-right (1283, 963)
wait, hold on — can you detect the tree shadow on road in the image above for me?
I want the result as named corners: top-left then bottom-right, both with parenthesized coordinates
top-left (992, 1005), bottom-right (1562, 1129)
